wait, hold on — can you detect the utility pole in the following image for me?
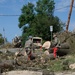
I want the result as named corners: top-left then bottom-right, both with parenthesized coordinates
top-left (66, 0), bottom-right (74, 32)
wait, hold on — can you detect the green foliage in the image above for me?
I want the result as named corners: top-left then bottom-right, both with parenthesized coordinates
top-left (18, 0), bottom-right (65, 45)
top-left (48, 60), bottom-right (63, 71)
top-left (35, 0), bottom-right (55, 15)
top-left (18, 2), bottom-right (34, 28)
top-left (0, 33), bottom-right (4, 45)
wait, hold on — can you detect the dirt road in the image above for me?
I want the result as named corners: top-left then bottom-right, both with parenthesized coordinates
top-left (2, 70), bottom-right (75, 75)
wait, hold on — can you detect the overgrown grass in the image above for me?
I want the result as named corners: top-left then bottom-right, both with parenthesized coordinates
top-left (42, 59), bottom-right (64, 72)
top-left (41, 54), bottom-right (75, 72)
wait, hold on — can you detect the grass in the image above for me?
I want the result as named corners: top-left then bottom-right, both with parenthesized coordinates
top-left (39, 54), bottom-right (75, 72)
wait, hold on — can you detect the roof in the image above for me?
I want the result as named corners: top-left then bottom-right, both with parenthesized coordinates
top-left (32, 37), bottom-right (42, 39)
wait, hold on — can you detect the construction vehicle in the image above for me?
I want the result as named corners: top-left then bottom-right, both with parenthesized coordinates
top-left (32, 37), bottom-right (42, 49)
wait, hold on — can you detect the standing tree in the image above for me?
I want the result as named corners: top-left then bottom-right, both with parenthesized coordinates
top-left (0, 33), bottom-right (4, 45)
top-left (18, 0), bottom-right (64, 45)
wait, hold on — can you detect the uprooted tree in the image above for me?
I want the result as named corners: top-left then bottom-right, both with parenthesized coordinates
top-left (18, 0), bottom-right (65, 45)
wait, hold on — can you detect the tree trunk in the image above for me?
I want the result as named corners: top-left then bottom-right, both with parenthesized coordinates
top-left (57, 49), bottom-right (70, 56)
top-left (60, 43), bottom-right (70, 49)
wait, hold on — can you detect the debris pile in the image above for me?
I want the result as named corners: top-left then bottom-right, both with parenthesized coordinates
top-left (0, 31), bottom-right (75, 74)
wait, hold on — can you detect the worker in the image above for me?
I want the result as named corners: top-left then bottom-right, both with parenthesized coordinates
top-left (53, 34), bottom-right (60, 47)
top-left (25, 36), bottom-right (33, 55)
top-left (52, 34), bottom-right (61, 58)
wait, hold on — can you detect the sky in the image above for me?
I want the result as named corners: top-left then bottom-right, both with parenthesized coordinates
top-left (0, 0), bottom-right (75, 43)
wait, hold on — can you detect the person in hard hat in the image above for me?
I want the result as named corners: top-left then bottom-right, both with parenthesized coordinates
top-left (52, 34), bottom-right (60, 47)
top-left (12, 35), bottom-right (21, 47)
top-left (25, 36), bottom-right (33, 54)
top-left (51, 34), bottom-right (61, 58)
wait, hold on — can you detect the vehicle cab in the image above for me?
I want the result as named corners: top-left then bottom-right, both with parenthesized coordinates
top-left (32, 37), bottom-right (42, 49)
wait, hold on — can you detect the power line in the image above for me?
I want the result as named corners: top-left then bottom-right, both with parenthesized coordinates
top-left (0, 5), bottom-right (72, 16)
top-left (0, 15), bottom-right (20, 16)
top-left (55, 5), bottom-right (70, 11)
